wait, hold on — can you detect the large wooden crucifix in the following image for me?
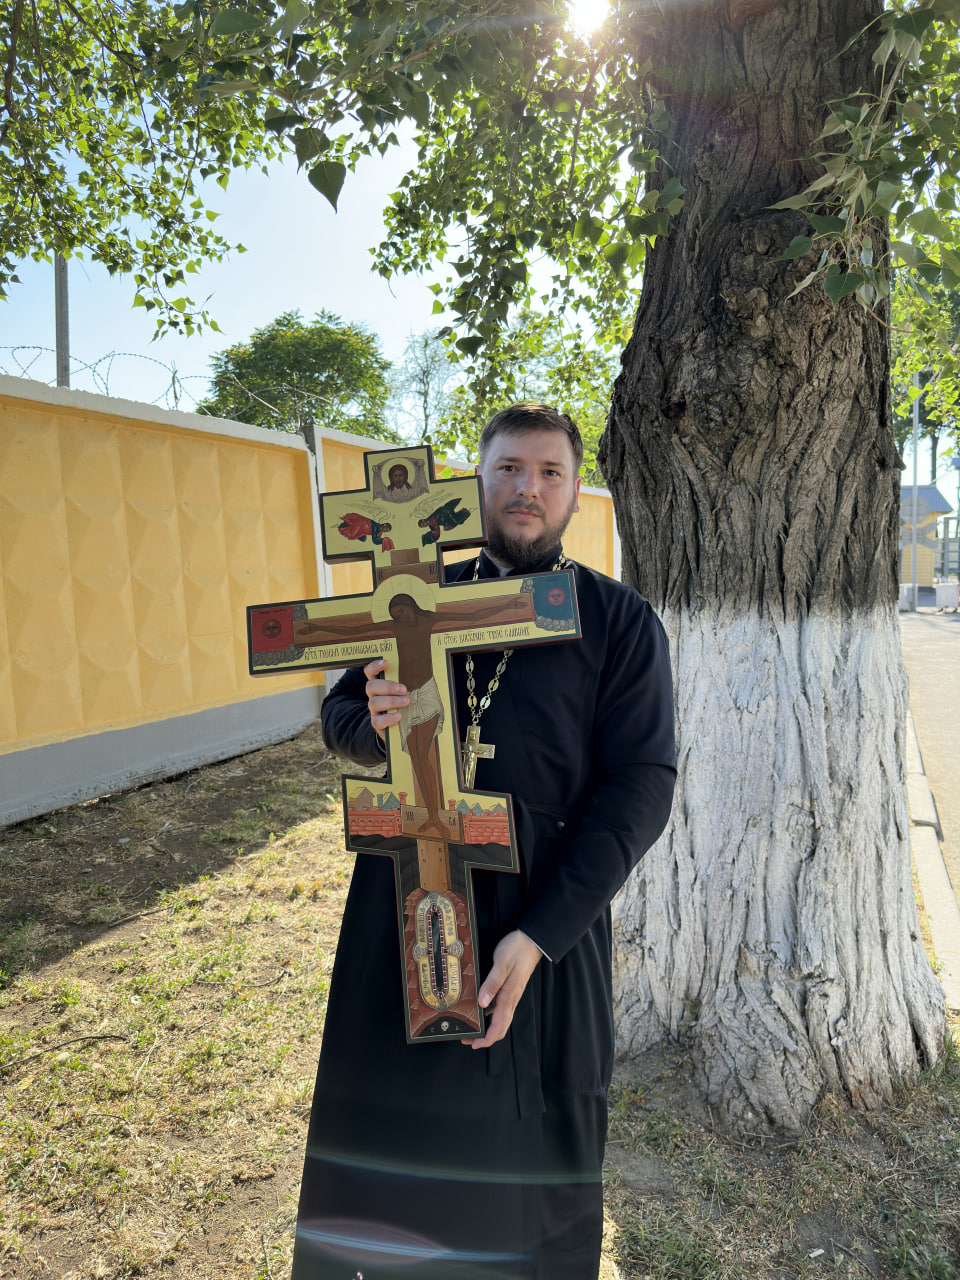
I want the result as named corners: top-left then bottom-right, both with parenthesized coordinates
top-left (247, 445), bottom-right (580, 1043)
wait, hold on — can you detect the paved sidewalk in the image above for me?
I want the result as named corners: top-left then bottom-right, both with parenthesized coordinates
top-left (900, 609), bottom-right (960, 1012)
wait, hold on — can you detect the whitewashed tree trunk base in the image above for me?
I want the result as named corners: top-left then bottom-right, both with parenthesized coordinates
top-left (613, 603), bottom-right (945, 1133)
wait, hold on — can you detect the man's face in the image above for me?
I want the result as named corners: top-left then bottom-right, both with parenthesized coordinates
top-left (476, 429), bottom-right (580, 571)
top-left (388, 465), bottom-right (408, 488)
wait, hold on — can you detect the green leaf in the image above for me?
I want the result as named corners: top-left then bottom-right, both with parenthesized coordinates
top-left (872, 180), bottom-right (901, 213)
top-left (891, 239), bottom-right (921, 267)
top-left (808, 213), bottom-right (847, 234)
top-left (277, 0), bottom-right (310, 39)
top-left (769, 192), bottom-right (812, 212)
top-left (856, 282), bottom-right (875, 306)
top-left (907, 208), bottom-right (954, 240)
top-left (780, 235), bottom-right (814, 261)
top-left (574, 212), bottom-right (603, 245)
top-left (624, 211), bottom-right (668, 239)
top-left (295, 129), bottom-right (324, 167)
top-left (823, 270), bottom-right (865, 306)
top-left (210, 10), bottom-right (267, 36)
top-left (626, 240), bottom-right (645, 269)
top-left (264, 111), bottom-right (303, 134)
top-left (894, 8), bottom-right (937, 40)
top-left (787, 267), bottom-right (823, 298)
top-left (308, 160), bottom-right (347, 210)
top-left (198, 79), bottom-right (259, 95)
top-left (603, 243), bottom-right (629, 275)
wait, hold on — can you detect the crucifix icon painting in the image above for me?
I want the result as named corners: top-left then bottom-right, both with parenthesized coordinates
top-left (247, 445), bottom-right (581, 1043)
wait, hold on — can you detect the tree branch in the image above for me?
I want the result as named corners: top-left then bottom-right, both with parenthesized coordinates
top-left (566, 49), bottom-right (603, 199)
top-left (1, 0), bottom-right (26, 146)
top-left (2, 1033), bottom-right (129, 1075)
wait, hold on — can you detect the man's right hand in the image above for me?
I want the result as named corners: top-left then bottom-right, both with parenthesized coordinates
top-left (363, 657), bottom-right (409, 741)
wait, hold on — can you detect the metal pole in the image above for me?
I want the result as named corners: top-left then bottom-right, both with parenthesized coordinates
top-left (911, 371), bottom-right (920, 610)
top-left (54, 253), bottom-right (70, 388)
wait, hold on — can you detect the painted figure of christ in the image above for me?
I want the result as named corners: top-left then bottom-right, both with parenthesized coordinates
top-left (294, 588), bottom-right (532, 844)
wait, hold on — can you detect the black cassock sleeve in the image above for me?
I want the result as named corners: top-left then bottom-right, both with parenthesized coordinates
top-left (320, 665), bottom-right (386, 766)
top-left (516, 595), bottom-right (676, 962)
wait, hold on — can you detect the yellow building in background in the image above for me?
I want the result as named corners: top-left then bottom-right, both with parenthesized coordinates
top-left (900, 485), bottom-right (953, 588)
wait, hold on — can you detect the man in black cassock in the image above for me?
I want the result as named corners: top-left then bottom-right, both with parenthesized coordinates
top-left (291, 404), bottom-right (676, 1280)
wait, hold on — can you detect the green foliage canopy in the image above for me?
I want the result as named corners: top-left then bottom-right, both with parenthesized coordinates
top-left (196, 309), bottom-right (394, 437)
top-left (153, 1), bottom-right (960, 359)
top-left (0, 0), bottom-right (280, 333)
top-left (892, 281), bottom-right (960, 459)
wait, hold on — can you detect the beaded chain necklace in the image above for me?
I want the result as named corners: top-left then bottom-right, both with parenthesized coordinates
top-left (460, 550), bottom-right (567, 787)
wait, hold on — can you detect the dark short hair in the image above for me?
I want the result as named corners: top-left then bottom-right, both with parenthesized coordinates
top-left (478, 403), bottom-right (583, 470)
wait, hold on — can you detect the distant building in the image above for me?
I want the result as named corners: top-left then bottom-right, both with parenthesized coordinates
top-left (900, 485), bottom-right (953, 587)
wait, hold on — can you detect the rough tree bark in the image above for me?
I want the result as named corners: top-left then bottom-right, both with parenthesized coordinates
top-left (601, 0), bottom-right (946, 1133)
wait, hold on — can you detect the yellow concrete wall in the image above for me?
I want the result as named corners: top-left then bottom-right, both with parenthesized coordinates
top-left (0, 390), bottom-right (320, 756)
top-left (566, 488), bottom-right (614, 574)
top-left (319, 435), bottom-right (616, 584)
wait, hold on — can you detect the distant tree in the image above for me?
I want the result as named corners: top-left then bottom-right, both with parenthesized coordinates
top-left (197, 310), bottom-right (395, 439)
top-left (0, 0), bottom-right (279, 334)
top-left (892, 283), bottom-right (960, 476)
top-left (388, 330), bottom-right (460, 444)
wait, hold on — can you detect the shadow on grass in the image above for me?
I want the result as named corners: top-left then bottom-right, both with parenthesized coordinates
top-left (0, 722), bottom-right (348, 985)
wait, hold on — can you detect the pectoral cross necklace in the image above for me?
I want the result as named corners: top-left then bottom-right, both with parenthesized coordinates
top-left (461, 551), bottom-right (566, 788)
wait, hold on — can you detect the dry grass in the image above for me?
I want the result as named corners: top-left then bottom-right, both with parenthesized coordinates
top-left (602, 1036), bottom-right (960, 1280)
top-left (1, 725), bottom-right (958, 1279)
top-left (0, 728), bottom-right (347, 1278)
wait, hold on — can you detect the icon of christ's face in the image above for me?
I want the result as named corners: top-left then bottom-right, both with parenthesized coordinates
top-left (388, 596), bottom-right (417, 626)
top-left (263, 620), bottom-right (282, 639)
top-left (388, 464), bottom-right (409, 490)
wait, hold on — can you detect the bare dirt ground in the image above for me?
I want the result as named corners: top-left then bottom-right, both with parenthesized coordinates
top-left (1, 724), bottom-right (958, 1279)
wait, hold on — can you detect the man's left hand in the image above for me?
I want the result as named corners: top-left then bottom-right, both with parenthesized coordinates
top-left (462, 931), bottom-right (542, 1049)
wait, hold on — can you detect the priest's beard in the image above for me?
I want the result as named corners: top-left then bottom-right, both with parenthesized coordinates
top-left (485, 494), bottom-right (578, 572)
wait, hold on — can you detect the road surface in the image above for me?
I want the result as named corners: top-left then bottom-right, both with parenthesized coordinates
top-left (900, 609), bottom-right (960, 899)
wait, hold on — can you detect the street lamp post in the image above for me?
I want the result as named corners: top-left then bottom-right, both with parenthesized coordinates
top-left (54, 253), bottom-right (70, 388)
top-left (911, 372), bottom-right (920, 610)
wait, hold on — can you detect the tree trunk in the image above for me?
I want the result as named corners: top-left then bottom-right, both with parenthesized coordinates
top-left (601, 0), bottom-right (945, 1134)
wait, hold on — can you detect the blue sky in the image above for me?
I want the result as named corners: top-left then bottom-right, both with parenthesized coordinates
top-left (0, 144), bottom-right (441, 410)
